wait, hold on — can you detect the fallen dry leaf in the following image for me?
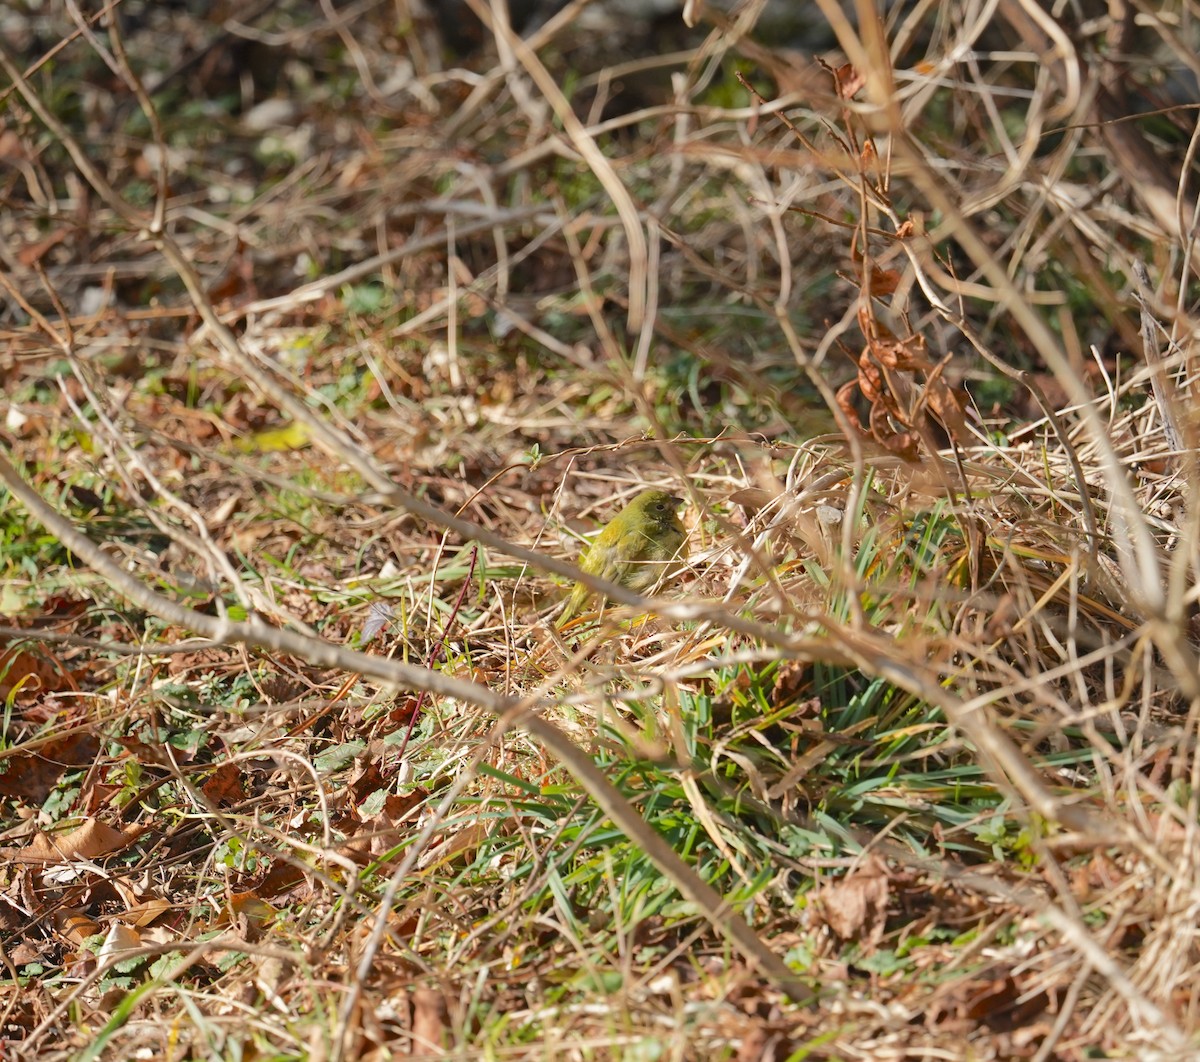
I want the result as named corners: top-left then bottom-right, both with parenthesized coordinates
top-left (55, 909), bottom-right (102, 946)
top-left (97, 922), bottom-right (143, 968)
top-left (0, 645), bottom-right (80, 701)
top-left (123, 898), bottom-right (174, 928)
top-left (0, 730), bottom-right (101, 803)
top-left (5, 819), bottom-right (143, 865)
top-left (817, 856), bottom-right (890, 949)
top-left (409, 987), bottom-right (450, 1054)
top-left (201, 761), bottom-right (247, 807)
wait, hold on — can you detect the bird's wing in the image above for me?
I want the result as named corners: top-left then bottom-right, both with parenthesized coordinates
top-left (613, 526), bottom-right (656, 564)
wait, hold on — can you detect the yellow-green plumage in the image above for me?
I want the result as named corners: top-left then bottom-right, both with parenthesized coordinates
top-left (556, 490), bottom-right (688, 627)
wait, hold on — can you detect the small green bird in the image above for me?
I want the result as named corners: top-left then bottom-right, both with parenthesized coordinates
top-left (557, 489), bottom-right (689, 627)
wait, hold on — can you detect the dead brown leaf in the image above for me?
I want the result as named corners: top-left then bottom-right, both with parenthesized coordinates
top-left (930, 966), bottom-right (1053, 1040)
top-left (201, 761), bottom-right (247, 807)
top-left (54, 908), bottom-right (102, 945)
top-left (97, 922), bottom-right (143, 968)
top-left (0, 645), bottom-right (80, 701)
top-left (409, 987), bottom-right (450, 1055)
top-left (5, 819), bottom-right (143, 865)
top-left (226, 892), bottom-right (279, 939)
top-left (832, 62), bottom-right (865, 99)
top-left (123, 898), bottom-right (174, 928)
top-left (0, 730), bottom-right (101, 804)
top-left (817, 856), bottom-right (890, 949)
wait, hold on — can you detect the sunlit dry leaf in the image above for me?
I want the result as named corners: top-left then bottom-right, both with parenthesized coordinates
top-left (10, 939), bottom-right (46, 966)
top-left (835, 379), bottom-right (862, 430)
top-left (123, 898), bottom-right (174, 928)
top-left (227, 892), bottom-right (278, 938)
top-left (771, 660), bottom-right (812, 711)
top-left (0, 645), bottom-right (79, 701)
top-left (865, 266), bottom-right (901, 297)
top-left (81, 781), bottom-right (123, 816)
top-left (860, 139), bottom-right (878, 173)
top-left (97, 922), bottom-right (142, 968)
top-left (924, 376), bottom-right (970, 443)
top-left (0, 128), bottom-right (26, 160)
top-left (857, 355), bottom-right (886, 406)
top-left (54, 909), bottom-right (101, 945)
top-left (410, 987), bottom-right (450, 1054)
top-left (834, 63), bottom-right (865, 98)
top-left (7, 819), bottom-right (143, 865)
top-left (869, 402), bottom-right (921, 461)
top-left (201, 761), bottom-right (247, 807)
top-left (255, 955), bottom-right (292, 1014)
top-left (342, 824), bottom-right (405, 866)
top-left (348, 756), bottom-right (388, 803)
top-left (867, 328), bottom-right (929, 374)
top-left (818, 857), bottom-right (889, 948)
top-left (736, 1023), bottom-right (788, 1062)
top-left (257, 860), bottom-right (306, 899)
